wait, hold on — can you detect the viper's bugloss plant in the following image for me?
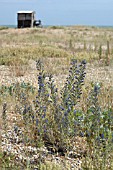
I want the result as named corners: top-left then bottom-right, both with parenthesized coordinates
top-left (15, 59), bottom-right (87, 152)
top-left (60, 59), bottom-right (86, 136)
top-left (84, 83), bottom-right (101, 139)
top-left (82, 83), bottom-right (113, 169)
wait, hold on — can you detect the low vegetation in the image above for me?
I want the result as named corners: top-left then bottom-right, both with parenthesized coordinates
top-left (0, 26), bottom-right (9, 30)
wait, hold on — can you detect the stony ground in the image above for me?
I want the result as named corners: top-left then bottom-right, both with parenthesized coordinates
top-left (0, 59), bottom-right (113, 88)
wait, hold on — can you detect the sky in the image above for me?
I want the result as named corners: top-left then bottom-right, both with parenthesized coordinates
top-left (0, 0), bottom-right (113, 26)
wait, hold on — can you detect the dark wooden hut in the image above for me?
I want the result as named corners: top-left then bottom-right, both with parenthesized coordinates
top-left (17, 11), bottom-right (35, 28)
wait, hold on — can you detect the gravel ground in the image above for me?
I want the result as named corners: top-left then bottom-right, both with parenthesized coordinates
top-left (1, 125), bottom-right (86, 170)
top-left (0, 60), bottom-right (113, 87)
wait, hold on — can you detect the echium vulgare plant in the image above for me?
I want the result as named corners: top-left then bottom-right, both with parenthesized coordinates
top-left (84, 83), bottom-right (101, 139)
top-left (60, 59), bottom-right (86, 136)
top-left (16, 58), bottom-right (86, 152)
top-left (83, 83), bottom-right (113, 170)
top-left (34, 59), bottom-right (86, 151)
top-left (33, 59), bottom-right (59, 147)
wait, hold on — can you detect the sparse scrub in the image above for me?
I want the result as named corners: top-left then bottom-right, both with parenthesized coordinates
top-left (49, 26), bottom-right (65, 29)
top-left (0, 26), bottom-right (9, 30)
top-left (0, 54), bottom-right (28, 66)
top-left (0, 46), bottom-right (72, 67)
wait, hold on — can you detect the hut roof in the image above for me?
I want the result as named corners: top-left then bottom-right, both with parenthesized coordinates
top-left (17, 11), bottom-right (35, 14)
